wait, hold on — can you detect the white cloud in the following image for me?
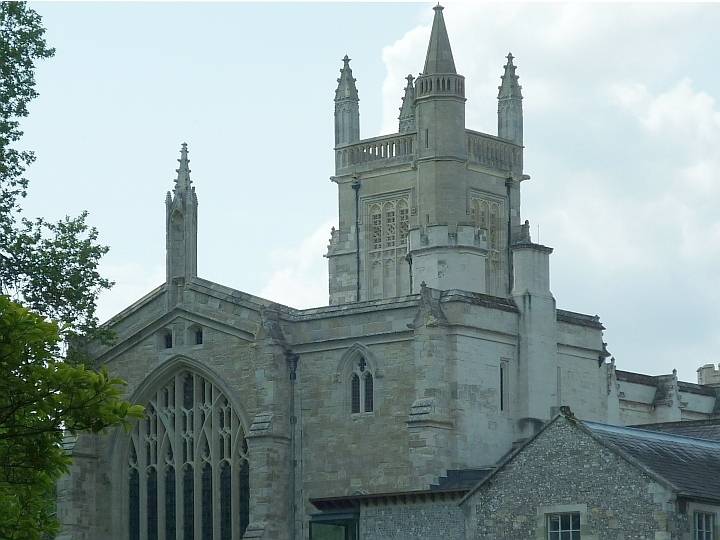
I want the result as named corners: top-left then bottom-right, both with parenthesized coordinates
top-left (259, 220), bottom-right (335, 309)
top-left (379, 3), bottom-right (720, 381)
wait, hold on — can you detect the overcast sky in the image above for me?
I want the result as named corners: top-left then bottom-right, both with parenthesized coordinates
top-left (22, 2), bottom-right (720, 382)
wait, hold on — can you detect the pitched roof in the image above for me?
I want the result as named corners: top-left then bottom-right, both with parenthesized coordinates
top-left (583, 421), bottom-right (720, 502)
top-left (632, 419), bottom-right (720, 442)
top-left (461, 412), bottom-right (720, 505)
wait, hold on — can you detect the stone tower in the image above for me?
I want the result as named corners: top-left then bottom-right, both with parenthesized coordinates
top-left (165, 143), bottom-right (198, 306)
top-left (327, 5), bottom-right (526, 304)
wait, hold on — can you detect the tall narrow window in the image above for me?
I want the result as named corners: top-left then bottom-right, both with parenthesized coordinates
top-left (384, 202), bottom-right (396, 248)
top-left (164, 331), bottom-right (173, 349)
top-left (147, 468), bottom-right (158, 540)
top-left (350, 356), bottom-right (375, 414)
top-left (371, 205), bottom-right (382, 250)
top-left (398, 200), bottom-right (409, 243)
top-left (500, 364), bottom-right (505, 412)
top-left (220, 462), bottom-right (231, 540)
top-left (695, 512), bottom-right (714, 540)
top-left (129, 467), bottom-right (140, 540)
top-left (128, 371), bottom-right (249, 540)
top-left (183, 465), bottom-right (194, 540)
top-left (239, 457), bottom-right (250, 535)
top-left (351, 374), bottom-right (361, 414)
top-left (364, 373), bottom-right (374, 412)
top-left (201, 463), bottom-right (212, 540)
top-left (165, 466), bottom-right (176, 540)
top-left (499, 360), bottom-right (509, 413)
top-left (195, 328), bottom-right (203, 345)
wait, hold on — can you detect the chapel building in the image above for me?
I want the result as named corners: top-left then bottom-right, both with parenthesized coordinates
top-left (56, 6), bottom-right (720, 540)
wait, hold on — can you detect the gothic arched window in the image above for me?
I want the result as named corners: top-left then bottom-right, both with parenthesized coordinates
top-left (127, 371), bottom-right (249, 540)
top-left (350, 357), bottom-right (374, 413)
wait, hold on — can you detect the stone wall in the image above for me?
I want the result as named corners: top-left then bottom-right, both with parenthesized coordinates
top-left (463, 416), bottom-right (682, 539)
top-left (360, 501), bottom-right (464, 540)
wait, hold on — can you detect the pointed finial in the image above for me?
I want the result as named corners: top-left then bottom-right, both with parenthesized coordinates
top-left (423, 3), bottom-right (456, 74)
top-left (498, 52), bottom-right (522, 100)
top-left (174, 142), bottom-right (192, 192)
top-left (335, 55), bottom-right (359, 102)
top-left (398, 74), bottom-right (416, 133)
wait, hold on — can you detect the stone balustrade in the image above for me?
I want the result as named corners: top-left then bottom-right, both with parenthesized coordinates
top-left (466, 130), bottom-right (522, 172)
top-left (335, 130), bottom-right (523, 175)
top-left (335, 133), bottom-right (416, 173)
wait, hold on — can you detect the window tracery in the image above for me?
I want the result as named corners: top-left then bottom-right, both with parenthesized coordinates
top-left (350, 357), bottom-right (374, 413)
top-left (366, 196), bottom-right (410, 299)
top-left (127, 371), bottom-right (249, 540)
top-left (469, 195), bottom-right (504, 294)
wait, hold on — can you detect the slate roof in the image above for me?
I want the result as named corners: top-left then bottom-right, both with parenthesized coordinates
top-left (632, 419), bottom-right (720, 442)
top-left (584, 421), bottom-right (720, 502)
top-left (430, 468), bottom-right (493, 491)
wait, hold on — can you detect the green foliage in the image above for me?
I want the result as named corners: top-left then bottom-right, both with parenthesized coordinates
top-left (0, 4), bottom-right (143, 539)
top-left (0, 3), bottom-right (113, 351)
top-left (0, 2), bottom-right (54, 243)
top-left (0, 297), bottom-right (144, 540)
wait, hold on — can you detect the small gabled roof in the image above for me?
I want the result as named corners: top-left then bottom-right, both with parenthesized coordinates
top-left (461, 412), bottom-right (720, 505)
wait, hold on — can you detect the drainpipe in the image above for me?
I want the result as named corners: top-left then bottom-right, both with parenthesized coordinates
top-left (287, 352), bottom-right (300, 540)
top-left (352, 176), bottom-right (361, 302)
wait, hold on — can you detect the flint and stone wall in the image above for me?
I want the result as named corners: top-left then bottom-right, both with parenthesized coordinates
top-left (463, 417), bottom-right (684, 540)
top-left (360, 501), bottom-right (465, 540)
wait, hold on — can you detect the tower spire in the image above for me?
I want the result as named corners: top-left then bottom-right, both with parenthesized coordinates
top-left (398, 74), bottom-right (416, 133)
top-left (497, 52), bottom-right (523, 145)
top-left (423, 4), bottom-right (456, 74)
top-left (334, 55), bottom-right (360, 146)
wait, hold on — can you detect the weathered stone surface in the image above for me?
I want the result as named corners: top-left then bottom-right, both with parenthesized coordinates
top-left (55, 6), bottom-right (719, 540)
top-left (463, 416), bottom-right (688, 539)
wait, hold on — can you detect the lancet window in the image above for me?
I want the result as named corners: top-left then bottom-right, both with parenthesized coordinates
top-left (366, 197), bottom-right (410, 299)
top-left (128, 371), bottom-right (249, 540)
top-left (350, 357), bottom-right (374, 414)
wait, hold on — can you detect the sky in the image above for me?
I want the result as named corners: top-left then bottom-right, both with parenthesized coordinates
top-left (20, 2), bottom-right (720, 382)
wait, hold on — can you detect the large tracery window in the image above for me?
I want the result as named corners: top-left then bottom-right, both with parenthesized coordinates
top-left (128, 371), bottom-right (249, 540)
top-left (367, 198), bottom-right (410, 300)
top-left (470, 195), bottom-right (504, 295)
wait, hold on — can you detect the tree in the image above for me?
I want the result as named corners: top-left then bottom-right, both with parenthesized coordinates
top-left (0, 4), bottom-right (143, 538)
top-left (0, 3), bottom-right (112, 355)
top-left (0, 297), bottom-right (143, 540)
